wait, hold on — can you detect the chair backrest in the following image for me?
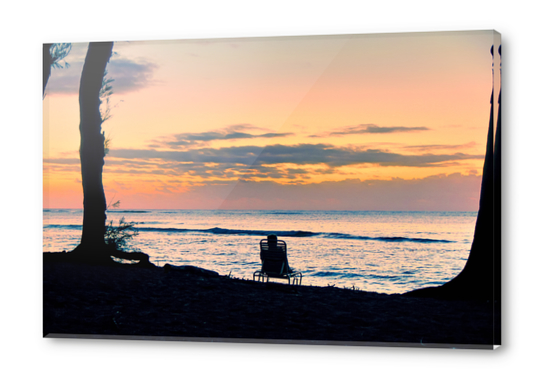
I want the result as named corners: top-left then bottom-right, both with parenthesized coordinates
top-left (260, 239), bottom-right (288, 276)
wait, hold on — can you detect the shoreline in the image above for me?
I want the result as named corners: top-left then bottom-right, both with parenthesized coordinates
top-left (44, 209), bottom-right (477, 294)
top-left (43, 252), bottom-right (499, 349)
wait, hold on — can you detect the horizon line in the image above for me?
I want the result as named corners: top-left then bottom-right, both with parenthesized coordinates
top-left (43, 208), bottom-right (478, 213)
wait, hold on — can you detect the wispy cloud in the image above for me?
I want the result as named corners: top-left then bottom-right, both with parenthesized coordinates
top-left (403, 141), bottom-right (478, 151)
top-left (310, 123), bottom-right (430, 138)
top-left (149, 124), bottom-right (294, 149)
top-left (44, 158), bottom-right (80, 165)
top-left (106, 57), bottom-right (159, 94)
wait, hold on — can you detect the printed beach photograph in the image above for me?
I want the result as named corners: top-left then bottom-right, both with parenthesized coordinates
top-left (43, 30), bottom-right (501, 348)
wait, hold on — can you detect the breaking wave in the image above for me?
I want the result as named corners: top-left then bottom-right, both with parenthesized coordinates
top-left (44, 224), bottom-right (452, 243)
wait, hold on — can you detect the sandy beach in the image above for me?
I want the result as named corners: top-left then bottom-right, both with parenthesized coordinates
top-left (43, 253), bottom-right (499, 349)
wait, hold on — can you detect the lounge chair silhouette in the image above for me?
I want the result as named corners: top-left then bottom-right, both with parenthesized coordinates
top-left (253, 235), bottom-right (302, 285)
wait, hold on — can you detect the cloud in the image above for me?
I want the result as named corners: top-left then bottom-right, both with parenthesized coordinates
top-left (106, 57), bottom-right (159, 94)
top-left (45, 51), bottom-right (158, 95)
top-left (45, 140), bottom-right (484, 187)
top-left (45, 65), bottom-right (83, 94)
top-left (403, 141), bottom-right (478, 151)
top-left (252, 145), bottom-right (482, 167)
top-left (44, 158), bottom-right (80, 165)
top-left (150, 124), bottom-right (294, 149)
top-left (310, 123), bottom-right (430, 138)
top-left (45, 142), bottom-right (483, 185)
top-left (44, 151), bottom-right (484, 211)
top-left (45, 170), bottom-right (483, 212)
top-left (106, 143), bottom-right (482, 171)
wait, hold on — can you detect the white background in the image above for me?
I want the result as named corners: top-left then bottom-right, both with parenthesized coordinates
top-left (1, 1), bottom-right (538, 378)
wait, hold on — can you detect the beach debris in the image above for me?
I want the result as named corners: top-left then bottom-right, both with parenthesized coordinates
top-left (163, 263), bottom-right (219, 277)
top-left (109, 250), bottom-right (154, 267)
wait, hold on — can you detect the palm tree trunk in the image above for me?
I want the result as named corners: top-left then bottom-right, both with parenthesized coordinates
top-left (77, 42), bottom-right (113, 252)
top-left (406, 45), bottom-right (501, 302)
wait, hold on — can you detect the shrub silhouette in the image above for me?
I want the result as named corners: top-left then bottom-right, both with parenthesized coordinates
top-left (104, 217), bottom-right (139, 251)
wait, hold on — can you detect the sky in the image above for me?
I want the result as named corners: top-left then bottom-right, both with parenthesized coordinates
top-left (43, 30), bottom-right (500, 211)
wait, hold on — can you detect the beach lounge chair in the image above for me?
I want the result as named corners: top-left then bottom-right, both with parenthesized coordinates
top-left (253, 236), bottom-right (302, 285)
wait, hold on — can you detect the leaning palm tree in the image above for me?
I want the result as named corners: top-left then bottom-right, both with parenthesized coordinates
top-left (406, 45), bottom-right (501, 303)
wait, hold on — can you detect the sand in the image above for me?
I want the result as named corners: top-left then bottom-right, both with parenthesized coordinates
top-left (43, 253), bottom-right (499, 349)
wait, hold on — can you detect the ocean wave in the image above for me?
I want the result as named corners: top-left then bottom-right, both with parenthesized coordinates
top-left (136, 226), bottom-right (319, 238)
top-left (44, 224), bottom-right (453, 243)
top-left (107, 210), bottom-right (150, 213)
top-left (326, 232), bottom-right (452, 243)
top-left (264, 211), bottom-right (305, 215)
top-left (44, 224), bottom-right (82, 230)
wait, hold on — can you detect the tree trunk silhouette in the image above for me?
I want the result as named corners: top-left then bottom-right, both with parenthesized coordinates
top-left (406, 45), bottom-right (501, 303)
top-left (494, 51), bottom-right (502, 306)
top-left (43, 44), bottom-right (52, 96)
top-left (76, 42), bottom-right (114, 256)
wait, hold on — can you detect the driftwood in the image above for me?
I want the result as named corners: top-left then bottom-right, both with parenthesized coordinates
top-left (109, 250), bottom-right (154, 267)
top-left (163, 263), bottom-right (219, 277)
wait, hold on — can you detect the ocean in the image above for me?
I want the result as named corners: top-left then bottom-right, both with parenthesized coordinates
top-left (43, 209), bottom-right (477, 294)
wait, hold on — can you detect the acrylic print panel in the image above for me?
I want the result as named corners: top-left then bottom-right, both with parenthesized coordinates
top-left (43, 30), bottom-right (501, 349)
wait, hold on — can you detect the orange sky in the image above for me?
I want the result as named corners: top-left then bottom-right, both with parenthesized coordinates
top-left (43, 30), bottom-right (500, 210)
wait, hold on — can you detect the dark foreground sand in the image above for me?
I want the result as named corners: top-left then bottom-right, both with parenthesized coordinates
top-left (43, 253), bottom-right (499, 349)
